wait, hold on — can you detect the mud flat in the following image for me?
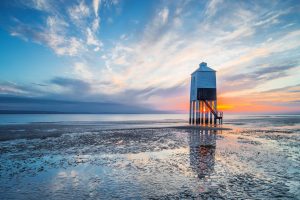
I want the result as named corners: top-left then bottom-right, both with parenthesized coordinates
top-left (0, 122), bottom-right (299, 199)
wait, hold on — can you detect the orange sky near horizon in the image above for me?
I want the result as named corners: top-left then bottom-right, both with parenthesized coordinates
top-left (158, 84), bottom-right (300, 114)
top-left (165, 100), bottom-right (299, 114)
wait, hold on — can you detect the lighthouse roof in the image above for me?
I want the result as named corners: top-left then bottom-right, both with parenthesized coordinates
top-left (192, 62), bottom-right (216, 74)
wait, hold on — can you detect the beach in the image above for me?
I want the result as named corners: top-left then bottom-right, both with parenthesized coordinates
top-left (0, 114), bottom-right (299, 199)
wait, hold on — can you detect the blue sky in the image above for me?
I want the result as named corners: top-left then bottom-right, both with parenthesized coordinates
top-left (0, 0), bottom-right (300, 113)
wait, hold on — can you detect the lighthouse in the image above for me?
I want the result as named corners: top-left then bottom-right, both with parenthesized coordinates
top-left (189, 62), bottom-right (223, 124)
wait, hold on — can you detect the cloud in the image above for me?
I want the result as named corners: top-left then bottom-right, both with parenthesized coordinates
top-left (86, 28), bottom-right (102, 50)
top-left (50, 77), bottom-right (91, 94)
top-left (263, 84), bottom-right (300, 93)
top-left (142, 7), bottom-right (171, 42)
top-left (46, 16), bottom-right (84, 56)
top-left (0, 82), bottom-right (28, 95)
top-left (10, 15), bottom-right (86, 56)
top-left (31, 83), bottom-right (48, 87)
top-left (93, 0), bottom-right (100, 17)
top-left (25, 0), bottom-right (54, 12)
top-left (7, 0), bottom-right (104, 56)
top-left (0, 96), bottom-right (161, 114)
top-left (92, 17), bottom-right (100, 31)
top-left (225, 65), bottom-right (298, 82)
top-left (159, 8), bottom-right (169, 25)
top-left (73, 62), bottom-right (94, 80)
top-left (254, 10), bottom-right (288, 27)
top-left (221, 64), bottom-right (299, 92)
top-left (205, 0), bottom-right (223, 18)
top-left (68, 1), bottom-right (90, 23)
top-left (219, 30), bottom-right (300, 77)
top-left (0, 81), bottom-right (50, 97)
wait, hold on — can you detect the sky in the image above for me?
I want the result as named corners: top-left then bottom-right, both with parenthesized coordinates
top-left (0, 0), bottom-right (300, 114)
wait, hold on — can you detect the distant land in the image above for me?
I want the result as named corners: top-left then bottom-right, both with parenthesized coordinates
top-left (0, 96), bottom-right (169, 114)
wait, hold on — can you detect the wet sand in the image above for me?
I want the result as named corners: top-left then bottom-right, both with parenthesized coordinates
top-left (0, 123), bottom-right (229, 141)
top-left (0, 123), bottom-right (299, 199)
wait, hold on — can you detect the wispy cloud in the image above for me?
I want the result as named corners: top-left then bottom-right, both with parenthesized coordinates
top-left (86, 28), bottom-right (102, 51)
top-left (221, 64), bottom-right (299, 93)
top-left (159, 8), bottom-right (169, 25)
top-left (205, 0), bottom-right (223, 18)
top-left (26, 0), bottom-right (54, 12)
top-left (93, 0), bottom-right (100, 17)
top-left (68, 1), bottom-right (90, 24)
top-left (7, 0), bottom-right (103, 56)
top-left (9, 14), bottom-right (85, 56)
top-left (0, 82), bottom-right (28, 95)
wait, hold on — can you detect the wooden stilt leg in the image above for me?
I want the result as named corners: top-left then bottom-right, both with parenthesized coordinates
top-left (205, 103), bottom-right (208, 124)
top-left (214, 100), bottom-right (217, 124)
top-left (209, 101), bottom-right (212, 124)
top-left (191, 101), bottom-right (194, 124)
top-left (198, 101), bottom-right (200, 124)
top-left (203, 102), bottom-right (205, 124)
top-left (213, 101), bottom-right (216, 124)
top-left (199, 100), bottom-right (201, 124)
top-left (201, 101), bottom-right (204, 124)
top-left (197, 101), bottom-right (200, 124)
top-left (196, 101), bottom-right (199, 124)
top-left (193, 101), bottom-right (196, 124)
top-left (189, 101), bottom-right (192, 124)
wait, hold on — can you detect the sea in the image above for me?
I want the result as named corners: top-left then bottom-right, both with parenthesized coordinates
top-left (0, 114), bottom-right (299, 199)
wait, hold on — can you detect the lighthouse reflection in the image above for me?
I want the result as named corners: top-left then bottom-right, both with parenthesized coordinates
top-left (189, 129), bottom-right (217, 179)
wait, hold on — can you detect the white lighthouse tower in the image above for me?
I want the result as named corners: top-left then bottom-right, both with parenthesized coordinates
top-left (189, 62), bottom-right (223, 124)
